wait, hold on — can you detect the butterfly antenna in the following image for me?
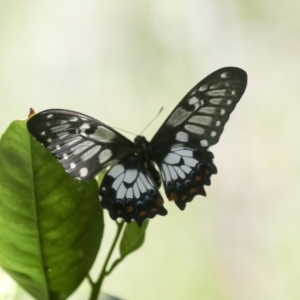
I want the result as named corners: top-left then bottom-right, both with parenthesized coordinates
top-left (112, 127), bottom-right (137, 136)
top-left (140, 107), bottom-right (164, 135)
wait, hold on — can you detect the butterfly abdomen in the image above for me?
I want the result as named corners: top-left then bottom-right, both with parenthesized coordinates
top-left (134, 135), bottom-right (162, 187)
top-left (145, 161), bottom-right (161, 188)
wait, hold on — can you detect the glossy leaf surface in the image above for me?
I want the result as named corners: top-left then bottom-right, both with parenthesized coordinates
top-left (0, 120), bottom-right (103, 300)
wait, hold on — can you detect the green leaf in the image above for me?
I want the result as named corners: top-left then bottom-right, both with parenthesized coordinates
top-left (119, 221), bottom-right (148, 258)
top-left (0, 120), bottom-right (104, 300)
top-left (97, 168), bottom-right (107, 185)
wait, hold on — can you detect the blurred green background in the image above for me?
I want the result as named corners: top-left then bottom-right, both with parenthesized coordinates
top-left (0, 1), bottom-right (299, 299)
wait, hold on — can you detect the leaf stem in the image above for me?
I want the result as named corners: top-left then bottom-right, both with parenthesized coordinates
top-left (88, 220), bottom-right (125, 300)
top-left (87, 274), bottom-right (94, 287)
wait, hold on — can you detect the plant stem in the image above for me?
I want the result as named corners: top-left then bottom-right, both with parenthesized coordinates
top-left (87, 274), bottom-right (94, 287)
top-left (88, 221), bottom-right (125, 300)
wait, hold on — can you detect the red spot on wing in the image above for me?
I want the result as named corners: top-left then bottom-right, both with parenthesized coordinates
top-left (168, 192), bottom-right (178, 201)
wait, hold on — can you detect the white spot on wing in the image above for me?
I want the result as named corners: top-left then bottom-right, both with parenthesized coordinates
top-left (57, 133), bottom-right (69, 139)
top-left (174, 149), bottom-right (193, 157)
top-left (220, 109), bottom-right (226, 115)
top-left (168, 165), bottom-right (178, 180)
top-left (199, 84), bottom-right (208, 92)
top-left (80, 167), bottom-right (88, 177)
top-left (189, 115), bottom-right (213, 126)
top-left (181, 165), bottom-right (192, 174)
top-left (124, 169), bottom-right (138, 184)
top-left (70, 163), bottom-right (76, 169)
top-left (183, 157), bottom-right (198, 167)
top-left (98, 149), bottom-right (112, 163)
top-left (171, 144), bottom-right (185, 150)
top-left (47, 114), bottom-right (53, 119)
top-left (200, 140), bottom-right (208, 147)
top-left (174, 166), bottom-right (185, 179)
top-left (184, 124), bottom-right (205, 134)
top-left (162, 163), bottom-right (171, 183)
top-left (63, 153), bottom-right (68, 159)
top-left (221, 72), bottom-right (228, 78)
top-left (140, 172), bottom-right (152, 189)
top-left (69, 116), bottom-right (79, 122)
top-left (90, 126), bottom-right (117, 143)
top-left (188, 97), bottom-right (198, 105)
top-left (81, 145), bottom-right (101, 161)
top-left (112, 173), bottom-right (124, 190)
top-left (65, 136), bottom-right (83, 146)
top-left (133, 182), bottom-right (140, 198)
top-left (166, 107), bottom-right (191, 127)
top-left (209, 98), bottom-right (223, 105)
top-left (80, 123), bottom-right (91, 130)
top-left (137, 177), bottom-right (146, 193)
top-left (109, 164), bottom-right (125, 178)
top-left (210, 82), bottom-right (225, 89)
top-left (116, 183), bottom-right (126, 199)
top-left (206, 89), bottom-right (226, 97)
top-left (200, 107), bottom-right (217, 115)
top-left (71, 141), bottom-right (95, 155)
top-left (216, 120), bottom-right (221, 127)
top-left (164, 153), bottom-right (181, 165)
top-left (176, 131), bottom-right (189, 142)
top-left (126, 187), bottom-right (133, 199)
top-left (211, 131), bottom-right (217, 137)
top-left (187, 97), bottom-right (200, 110)
top-left (51, 124), bottom-right (71, 133)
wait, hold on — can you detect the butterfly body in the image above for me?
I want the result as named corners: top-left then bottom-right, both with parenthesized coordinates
top-left (27, 67), bottom-right (247, 226)
top-left (135, 136), bottom-right (162, 187)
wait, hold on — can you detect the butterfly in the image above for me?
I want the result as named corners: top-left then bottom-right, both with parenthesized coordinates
top-left (27, 67), bottom-right (247, 226)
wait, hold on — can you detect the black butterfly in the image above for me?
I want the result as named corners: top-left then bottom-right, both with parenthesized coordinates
top-left (27, 67), bottom-right (247, 226)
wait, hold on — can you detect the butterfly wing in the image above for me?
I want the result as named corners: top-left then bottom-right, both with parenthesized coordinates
top-left (99, 154), bottom-right (167, 226)
top-left (27, 109), bottom-right (135, 180)
top-left (151, 67), bottom-right (247, 150)
top-left (151, 67), bottom-right (247, 209)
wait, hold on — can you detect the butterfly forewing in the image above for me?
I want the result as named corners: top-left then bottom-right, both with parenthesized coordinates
top-left (151, 67), bottom-right (247, 152)
top-left (27, 109), bottom-right (135, 180)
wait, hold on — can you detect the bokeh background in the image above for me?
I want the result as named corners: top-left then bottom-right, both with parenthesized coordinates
top-left (0, 1), bottom-right (299, 299)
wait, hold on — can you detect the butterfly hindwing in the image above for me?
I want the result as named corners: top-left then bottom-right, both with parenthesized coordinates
top-left (27, 109), bottom-right (135, 180)
top-left (155, 147), bottom-right (217, 209)
top-left (99, 154), bottom-right (167, 226)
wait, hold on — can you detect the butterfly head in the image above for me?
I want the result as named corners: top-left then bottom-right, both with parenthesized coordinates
top-left (134, 135), bottom-right (148, 146)
top-left (134, 135), bottom-right (152, 160)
